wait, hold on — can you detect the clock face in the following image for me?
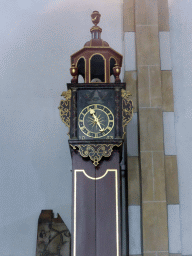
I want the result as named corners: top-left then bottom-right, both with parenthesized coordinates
top-left (78, 104), bottom-right (114, 138)
top-left (77, 89), bottom-right (115, 140)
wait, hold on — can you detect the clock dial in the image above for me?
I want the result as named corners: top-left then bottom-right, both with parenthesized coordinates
top-left (78, 104), bottom-right (114, 138)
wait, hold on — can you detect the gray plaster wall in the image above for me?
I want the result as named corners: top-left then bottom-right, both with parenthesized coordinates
top-left (0, 0), bottom-right (123, 255)
top-left (169, 0), bottom-right (192, 254)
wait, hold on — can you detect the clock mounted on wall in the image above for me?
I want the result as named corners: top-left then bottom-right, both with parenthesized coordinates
top-left (58, 11), bottom-right (133, 256)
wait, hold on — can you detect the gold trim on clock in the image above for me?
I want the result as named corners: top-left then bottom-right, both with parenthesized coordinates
top-left (73, 169), bottom-right (120, 256)
top-left (78, 104), bottom-right (114, 139)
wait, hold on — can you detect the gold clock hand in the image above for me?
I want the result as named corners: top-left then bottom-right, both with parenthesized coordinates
top-left (89, 109), bottom-right (97, 123)
top-left (89, 109), bottom-right (104, 132)
top-left (89, 109), bottom-right (95, 115)
top-left (97, 120), bottom-right (104, 132)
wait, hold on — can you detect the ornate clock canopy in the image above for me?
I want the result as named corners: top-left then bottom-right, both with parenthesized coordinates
top-left (70, 10), bottom-right (123, 84)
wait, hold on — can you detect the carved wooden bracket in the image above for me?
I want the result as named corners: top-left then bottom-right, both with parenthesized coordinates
top-left (70, 143), bottom-right (122, 166)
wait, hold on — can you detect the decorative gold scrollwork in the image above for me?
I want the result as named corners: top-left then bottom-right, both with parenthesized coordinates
top-left (122, 89), bottom-right (133, 133)
top-left (70, 143), bottom-right (122, 166)
top-left (58, 90), bottom-right (71, 135)
top-left (61, 90), bottom-right (71, 101)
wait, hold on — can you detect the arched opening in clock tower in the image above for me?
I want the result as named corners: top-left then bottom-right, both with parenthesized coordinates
top-left (90, 54), bottom-right (105, 82)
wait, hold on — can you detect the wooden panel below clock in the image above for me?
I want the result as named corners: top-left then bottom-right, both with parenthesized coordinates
top-left (71, 149), bottom-right (121, 256)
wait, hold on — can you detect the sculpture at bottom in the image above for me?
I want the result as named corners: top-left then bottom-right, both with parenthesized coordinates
top-left (36, 210), bottom-right (71, 256)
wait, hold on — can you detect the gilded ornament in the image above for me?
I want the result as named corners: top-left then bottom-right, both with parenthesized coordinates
top-left (121, 89), bottom-right (133, 133)
top-left (58, 90), bottom-right (71, 135)
top-left (70, 143), bottom-right (122, 166)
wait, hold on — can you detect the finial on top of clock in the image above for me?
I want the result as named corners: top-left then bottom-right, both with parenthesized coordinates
top-left (91, 11), bottom-right (101, 26)
top-left (90, 11), bottom-right (102, 39)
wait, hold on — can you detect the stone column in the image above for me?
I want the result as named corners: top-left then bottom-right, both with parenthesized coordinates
top-left (135, 0), bottom-right (169, 255)
top-left (123, 0), bottom-right (181, 254)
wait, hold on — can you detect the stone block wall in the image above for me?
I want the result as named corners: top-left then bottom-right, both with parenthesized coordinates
top-left (123, 0), bottom-right (181, 255)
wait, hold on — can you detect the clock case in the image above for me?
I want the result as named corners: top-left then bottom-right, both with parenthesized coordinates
top-left (67, 83), bottom-right (125, 256)
top-left (68, 82), bottom-right (126, 149)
